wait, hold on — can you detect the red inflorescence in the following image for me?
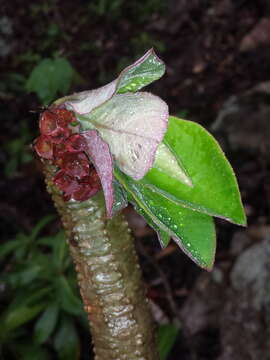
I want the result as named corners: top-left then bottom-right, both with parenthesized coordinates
top-left (34, 107), bottom-right (101, 201)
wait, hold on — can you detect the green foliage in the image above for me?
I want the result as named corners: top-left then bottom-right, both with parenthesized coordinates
top-left (26, 57), bottom-right (77, 104)
top-left (145, 117), bottom-right (246, 225)
top-left (157, 324), bottom-right (179, 360)
top-left (89, 0), bottom-right (124, 19)
top-left (88, 0), bottom-right (166, 22)
top-left (110, 52), bottom-right (245, 269)
top-left (115, 168), bottom-right (216, 269)
top-left (0, 216), bottom-right (85, 359)
top-left (4, 120), bottom-right (33, 178)
top-left (0, 72), bottom-right (26, 93)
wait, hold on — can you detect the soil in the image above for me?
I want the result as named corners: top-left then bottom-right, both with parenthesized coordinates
top-left (1, 1), bottom-right (270, 359)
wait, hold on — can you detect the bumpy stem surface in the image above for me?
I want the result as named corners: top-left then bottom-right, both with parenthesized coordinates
top-left (43, 162), bottom-right (159, 360)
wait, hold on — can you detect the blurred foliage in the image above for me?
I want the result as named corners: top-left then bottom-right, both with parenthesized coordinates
top-left (26, 57), bottom-right (78, 105)
top-left (88, 0), bottom-right (167, 22)
top-left (157, 324), bottom-right (179, 360)
top-left (0, 216), bottom-right (87, 360)
top-left (0, 215), bottom-right (177, 360)
top-left (4, 120), bottom-right (33, 178)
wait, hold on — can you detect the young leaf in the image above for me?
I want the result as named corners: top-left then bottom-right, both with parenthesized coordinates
top-left (81, 92), bottom-right (168, 180)
top-left (116, 48), bottom-right (165, 93)
top-left (55, 48), bottom-right (165, 114)
top-left (144, 116), bottom-right (246, 225)
top-left (116, 169), bottom-right (216, 269)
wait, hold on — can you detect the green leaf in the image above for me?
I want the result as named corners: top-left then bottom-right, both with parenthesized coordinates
top-left (54, 316), bottom-right (80, 360)
top-left (14, 344), bottom-right (50, 360)
top-left (51, 231), bottom-right (68, 271)
top-left (30, 215), bottom-right (55, 241)
top-left (112, 180), bottom-right (128, 214)
top-left (3, 303), bottom-right (46, 332)
top-left (26, 57), bottom-right (75, 104)
top-left (157, 324), bottom-right (179, 360)
top-left (116, 169), bottom-right (216, 269)
top-left (0, 240), bottom-right (20, 259)
top-left (8, 287), bottom-right (51, 310)
top-left (55, 276), bottom-right (83, 316)
top-left (116, 48), bottom-right (165, 93)
top-left (34, 303), bottom-right (59, 344)
top-left (132, 201), bottom-right (170, 247)
top-left (22, 347), bottom-right (50, 360)
top-left (9, 264), bottom-right (41, 286)
top-left (153, 142), bottom-right (192, 187)
top-left (144, 116), bottom-right (246, 225)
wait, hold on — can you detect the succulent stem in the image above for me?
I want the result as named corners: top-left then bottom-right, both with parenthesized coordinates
top-left (43, 161), bottom-right (159, 360)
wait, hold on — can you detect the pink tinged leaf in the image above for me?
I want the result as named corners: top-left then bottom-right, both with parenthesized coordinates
top-left (54, 49), bottom-right (164, 115)
top-left (80, 130), bottom-right (114, 217)
top-left (87, 92), bottom-right (169, 180)
top-left (62, 80), bottom-right (118, 115)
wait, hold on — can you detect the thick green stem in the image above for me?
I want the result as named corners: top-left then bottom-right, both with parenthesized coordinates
top-left (43, 162), bottom-right (159, 360)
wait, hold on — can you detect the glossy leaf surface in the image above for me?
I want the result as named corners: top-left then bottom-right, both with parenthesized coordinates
top-left (116, 169), bottom-right (216, 269)
top-left (112, 180), bottom-right (128, 214)
top-left (144, 116), bottom-right (246, 225)
top-left (117, 48), bottom-right (165, 93)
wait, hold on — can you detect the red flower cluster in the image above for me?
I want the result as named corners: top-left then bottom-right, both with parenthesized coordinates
top-left (34, 108), bottom-right (101, 201)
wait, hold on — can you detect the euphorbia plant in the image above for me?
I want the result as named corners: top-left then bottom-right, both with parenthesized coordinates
top-left (34, 49), bottom-right (245, 359)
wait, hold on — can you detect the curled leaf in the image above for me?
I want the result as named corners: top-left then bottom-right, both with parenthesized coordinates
top-left (54, 48), bottom-right (165, 114)
top-left (81, 92), bottom-right (168, 180)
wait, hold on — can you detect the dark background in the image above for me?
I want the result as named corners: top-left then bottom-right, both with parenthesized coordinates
top-left (1, 1), bottom-right (270, 359)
